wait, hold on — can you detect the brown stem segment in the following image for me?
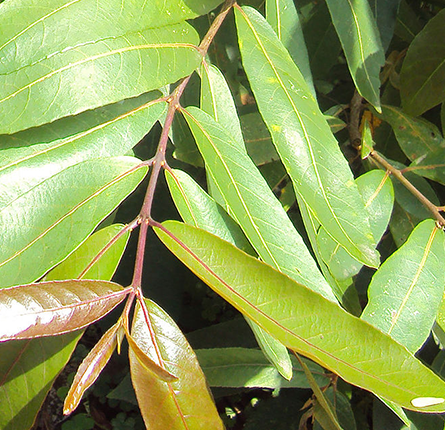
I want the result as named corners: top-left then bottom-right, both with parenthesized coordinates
top-left (370, 150), bottom-right (445, 227)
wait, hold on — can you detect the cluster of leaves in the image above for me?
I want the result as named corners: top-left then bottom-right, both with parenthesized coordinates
top-left (2, 0), bottom-right (445, 429)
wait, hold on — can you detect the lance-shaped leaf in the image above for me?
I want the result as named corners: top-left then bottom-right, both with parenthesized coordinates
top-left (266, 0), bottom-right (315, 96)
top-left (155, 221), bottom-right (445, 413)
top-left (184, 107), bottom-right (335, 301)
top-left (64, 320), bottom-right (123, 415)
top-left (400, 9), bottom-right (445, 116)
top-left (0, 333), bottom-right (82, 430)
top-left (0, 20), bottom-right (199, 134)
top-left (409, 150), bottom-right (445, 187)
top-left (362, 219), bottom-right (445, 353)
top-left (166, 168), bottom-right (293, 380)
top-left (317, 170), bottom-right (394, 281)
top-left (195, 347), bottom-right (329, 389)
top-left (379, 105), bottom-right (445, 161)
top-left (370, 0), bottom-right (401, 52)
top-left (235, 6), bottom-right (379, 268)
top-left (0, 280), bottom-right (130, 341)
top-left (0, 157), bottom-right (147, 288)
top-left (0, 221), bottom-right (131, 430)
top-left (129, 299), bottom-right (224, 430)
top-left (325, 0), bottom-right (384, 110)
top-left (0, 93), bottom-right (164, 211)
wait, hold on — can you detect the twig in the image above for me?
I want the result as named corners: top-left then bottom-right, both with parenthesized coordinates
top-left (348, 90), bottom-right (363, 148)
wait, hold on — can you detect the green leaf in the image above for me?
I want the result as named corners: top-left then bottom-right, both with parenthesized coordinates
top-left (265, 0), bottom-right (315, 96)
top-left (0, 333), bottom-right (82, 430)
top-left (45, 224), bottom-right (130, 281)
top-left (369, 0), bottom-right (401, 52)
top-left (129, 299), bottom-right (224, 430)
top-left (361, 117), bottom-right (374, 159)
top-left (325, 0), bottom-right (385, 110)
top-left (389, 201), bottom-right (424, 247)
top-left (0, 20), bottom-right (199, 133)
top-left (394, 0), bottom-right (423, 44)
top-left (409, 150), bottom-right (445, 186)
top-left (166, 169), bottom-right (292, 380)
top-left (0, 157), bottom-right (147, 288)
top-left (184, 107), bottom-right (335, 301)
top-left (317, 170), bottom-right (394, 281)
top-left (63, 320), bottom-right (123, 415)
top-left (362, 219), bottom-right (445, 353)
top-left (379, 105), bottom-right (445, 161)
top-left (155, 221), bottom-right (445, 413)
top-left (0, 280), bottom-right (130, 341)
top-left (195, 347), bottom-right (329, 389)
top-left (235, 6), bottom-right (379, 268)
top-left (400, 9), bottom-right (445, 116)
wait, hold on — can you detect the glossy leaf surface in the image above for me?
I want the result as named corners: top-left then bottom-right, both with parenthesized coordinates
top-left (64, 321), bottom-right (122, 415)
top-left (129, 299), bottom-right (224, 430)
top-left (156, 221), bottom-right (445, 412)
top-left (265, 0), bottom-right (314, 95)
top-left (0, 333), bottom-right (82, 430)
top-left (400, 9), bottom-right (445, 116)
top-left (0, 157), bottom-right (147, 288)
top-left (0, 17), bottom-right (199, 133)
top-left (362, 219), bottom-right (445, 353)
top-left (166, 168), bottom-right (292, 380)
top-left (317, 170), bottom-right (394, 281)
top-left (195, 348), bottom-right (329, 389)
top-left (325, 0), bottom-right (384, 109)
top-left (235, 6), bottom-right (379, 268)
top-left (0, 221), bottom-right (130, 430)
top-left (184, 106), bottom-right (335, 301)
top-left (0, 280), bottom-right (130, 341)
top-left (380, 105), bottom-right (444, 161)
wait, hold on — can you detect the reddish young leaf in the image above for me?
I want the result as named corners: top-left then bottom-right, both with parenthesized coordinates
top-left (0, 280), bottom-right (130, 341)
top-left (63, 320), bottom-right (124, 415)
top-left (129, 299), bottom-right (224, 430)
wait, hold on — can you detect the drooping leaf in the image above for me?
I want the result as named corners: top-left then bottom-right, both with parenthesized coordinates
top-left (362, 219), bottom-right (445, 353)
top-left (400, 9), bottom-right (445, 116)
top-left (325, 0), bottom-right (385, 110)
top-left (0, 19), bottom-right (199, 133)
top-left (317, 170), bottom-right (394, 281)
top-left (265, 0), bottom-right (315, 95)
top-left (45, 224), bottom-right (130, 281)
top-left (129, 299), bottom-right (224, 430)
top-left (379, 105), bottom-right (445, 161)
top-left (156, 221), bottom-right (445, 412)
top-left (184, 107), bottom-right (335, 301)
top-left (195, 347), bottom-right (329, 389)
top-left (0, 333), bottom-right (82, 430)
top-left (63, 320), bottom-right (123, 415)
top-left (0, 280), bottom-right (130, 341)
top-left (0, 220), bottom-right (131, 430)
top-left (166, 169), bottom-right (292, 380)
top-left (0, 157), bottom-right (147, 288)
top-left (235, 6), bottom-right (379, 268)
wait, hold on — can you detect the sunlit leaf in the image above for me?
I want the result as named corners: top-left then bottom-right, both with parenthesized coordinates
top-left (0, 280), bottom-right (130, 341)
top-left (156, 221), bottom-right (445, 412)
top-left (195, 347), bottom-right (329, 389)
top-left (129, 299), bottom-right (224, 430)
top-left (362, 219), bottom-right (445, 353)
top-left (0, 333), bottom-right (82, 430)
top-left (266, 0), bottom-right (315, 95)
top-left (409, 150), bottom-right (445, 186)
top-left (166, 168), bottom-right (292, 380)
top-left (184, 107), bottom-right (335, 301)
top-left (325, 0), bottom-right (384, 110)
top-left (0, 17), bottom-right (199, 133)
top-left (63, 320), bottom-right (123, 415)
top-left (0, 157), bottom-right (147, 288)
top-left (317, 170), bottom-right (394, 281)
top-left (400, 9), bottom-right (445, 116)
top-left (235, 6), bottom-right (379, 268)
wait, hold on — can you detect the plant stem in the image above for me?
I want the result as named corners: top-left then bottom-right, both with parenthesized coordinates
top-left (370, 150), bottom-right (445, 226)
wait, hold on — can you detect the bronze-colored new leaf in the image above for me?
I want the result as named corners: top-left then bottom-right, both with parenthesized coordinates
top-left (129, 299), bottom-right (224, 430)
top-left (0, 280), bottom-right (130, 341)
